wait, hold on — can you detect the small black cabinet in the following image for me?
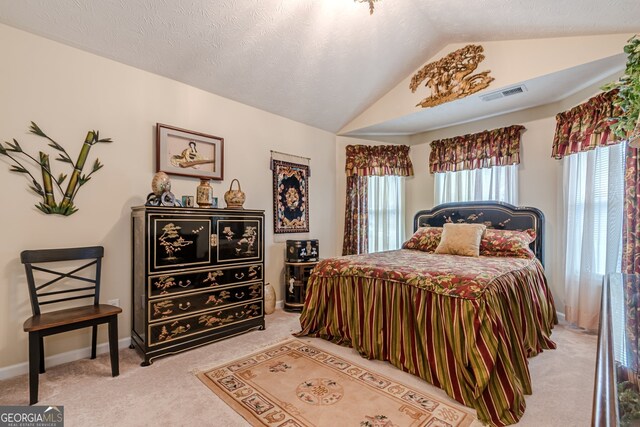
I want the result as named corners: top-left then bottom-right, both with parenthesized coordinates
top-left (284, 261), bottom-right (318, 312)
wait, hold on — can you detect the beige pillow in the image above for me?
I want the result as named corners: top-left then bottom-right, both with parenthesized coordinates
top-left (434, 223), bottom-right (486, 257)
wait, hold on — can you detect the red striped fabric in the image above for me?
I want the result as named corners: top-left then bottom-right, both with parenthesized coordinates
top-left (297, 250), bottom-right (557, 427)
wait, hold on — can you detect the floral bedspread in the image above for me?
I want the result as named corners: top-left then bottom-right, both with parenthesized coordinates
top-left (313, 249), bottom-right (535, 299)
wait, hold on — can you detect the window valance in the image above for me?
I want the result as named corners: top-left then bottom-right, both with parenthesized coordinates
top-left (551, 90), bottom-right (622, 160)
top-left (345, 145), bottom-right (414, 177)
top-left (429, 125), bottom-right (524, 173)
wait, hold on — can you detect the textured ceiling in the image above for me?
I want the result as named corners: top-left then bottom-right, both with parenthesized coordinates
top-left (0, 0), bottom-right (638, 133)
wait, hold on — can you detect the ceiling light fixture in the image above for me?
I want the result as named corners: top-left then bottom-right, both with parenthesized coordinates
top-left (355, 0), bottom-right (379, 15)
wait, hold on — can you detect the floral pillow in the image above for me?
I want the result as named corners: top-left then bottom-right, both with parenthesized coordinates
top-left (480, 228), bottom-right (536, 259)
top-left (402, 227), bottom-right (442, 253)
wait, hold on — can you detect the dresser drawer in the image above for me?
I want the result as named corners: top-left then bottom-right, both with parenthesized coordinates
top-left (148, 282), bottom-right (262, 322)
top-left (148, 263), bottom-right (263, 298)
top-left (149, 301), bottom-right (263, 347)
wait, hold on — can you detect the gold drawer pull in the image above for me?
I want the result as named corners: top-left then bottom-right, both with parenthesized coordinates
top-left (235, 292), bottom-right (245, 299)
top-left (178, 280), bottom-right (191, 288)
top-left (235, 273), bottom-right (245, 280)
top-left (235, 311), bottom-right (245, 318)
top-left (179, 302), bottom-right (192, 311)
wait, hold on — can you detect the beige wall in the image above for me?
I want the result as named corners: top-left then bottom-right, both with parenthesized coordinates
top-left (405, 73), bottom-right (622, 313)
top-left (0, 24), bottom-right (337, 370)
top-left (341, 33), bottom-right (631, 134)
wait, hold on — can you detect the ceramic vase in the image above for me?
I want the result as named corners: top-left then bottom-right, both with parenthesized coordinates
top-left (151, 171), bottom-right (171, 196)
top-left (196, 178), bottom-right (213, 208)
top-left (264, 282), bottom-right (276, 314)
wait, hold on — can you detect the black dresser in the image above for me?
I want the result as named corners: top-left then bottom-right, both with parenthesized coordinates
top-left (131, 206), bottom-right (265, 365)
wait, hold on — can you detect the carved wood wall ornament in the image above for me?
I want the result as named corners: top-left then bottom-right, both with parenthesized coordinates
top-left (410, 44), bottom-right (494, 108)
top-left (355, 0), bottom-right (379, 15)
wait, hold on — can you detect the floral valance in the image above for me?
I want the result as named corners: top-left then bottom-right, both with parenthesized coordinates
top-left (429, 125), bottom-right (524, 173)
top-left (345, 144), bottom-right (414, 177)
top-left (551, 90), bottom-right (622, 159)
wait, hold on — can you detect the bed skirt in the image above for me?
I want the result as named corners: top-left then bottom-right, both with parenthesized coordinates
top-left (297, 258), bottom-right (557, 427)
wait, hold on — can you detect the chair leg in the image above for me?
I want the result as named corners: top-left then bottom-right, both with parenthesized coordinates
top-left (28, 332), bottom-right (40, 405)
top-left (108, 316), bottom-right (119, 377)
top-left (91, 325), bottom-right (98, 359)
top-left (39, 336), bottom-right (45, 374)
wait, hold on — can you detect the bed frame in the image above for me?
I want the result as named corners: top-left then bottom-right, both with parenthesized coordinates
top-left (413, 201), bottom-right (545, 265)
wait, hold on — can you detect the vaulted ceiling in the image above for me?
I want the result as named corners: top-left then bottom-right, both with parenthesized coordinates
top-left (0, 0), bottom-right (638, 134)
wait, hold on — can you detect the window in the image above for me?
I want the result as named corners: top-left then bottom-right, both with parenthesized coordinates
top-left (563, 143), bottom-right (625, 330)
top-left (434, 164), bottom-right (518, 205)
top-left (367, 175), bottom-right (404, 253)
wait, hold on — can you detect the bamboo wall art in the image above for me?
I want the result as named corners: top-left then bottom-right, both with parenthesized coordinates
top-left (0, 122), bottom-right (112, 216)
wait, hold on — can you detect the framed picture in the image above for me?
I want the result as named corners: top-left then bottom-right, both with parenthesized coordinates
top-left (273, 160), bottom-right (309, 233)
top-left (156, 123), bottom-right (224, 180)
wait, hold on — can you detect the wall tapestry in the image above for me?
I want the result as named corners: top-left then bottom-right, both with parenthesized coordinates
top-left (410, 44), bottom-right (494, 108)
top-left (0, 121), bottom-right (112, 216)
top-left (272, 160), bottom-right (309, 233)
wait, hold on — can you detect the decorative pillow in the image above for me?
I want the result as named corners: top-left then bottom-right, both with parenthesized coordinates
top-left (480, 228), bottom-right (536, 259)
top-left (402, 227), bottom-right (442, 252)
top-left (434, 223), bottom-right (486, 257)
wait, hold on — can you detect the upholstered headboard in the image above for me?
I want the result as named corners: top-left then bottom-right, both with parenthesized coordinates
top-left (413, 201), bottom-right (545, 265)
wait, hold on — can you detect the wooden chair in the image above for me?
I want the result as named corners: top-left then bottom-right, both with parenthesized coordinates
top-left (21, 246), bottom-right (122, 405)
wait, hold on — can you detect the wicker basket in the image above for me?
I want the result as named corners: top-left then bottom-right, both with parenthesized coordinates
top-left (224, 179), bottom-right (246, 209)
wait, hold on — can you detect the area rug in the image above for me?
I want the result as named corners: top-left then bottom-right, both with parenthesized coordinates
top-left (197, 339), bottom-right (475, 427)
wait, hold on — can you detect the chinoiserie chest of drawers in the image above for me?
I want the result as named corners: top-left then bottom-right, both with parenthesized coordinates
top-left (131, 206), bottom-right (265, 365)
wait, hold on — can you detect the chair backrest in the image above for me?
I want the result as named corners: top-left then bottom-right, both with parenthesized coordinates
top-left (20, 246), bottom-right (104, 316)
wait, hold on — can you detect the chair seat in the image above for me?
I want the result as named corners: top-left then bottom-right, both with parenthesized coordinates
top-left (23, 304), bottom-right (122, 332)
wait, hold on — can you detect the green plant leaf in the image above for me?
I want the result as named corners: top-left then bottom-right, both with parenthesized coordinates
top-left (603, 34), bottom-right (640, 138)
top-left (92, 158), bottom-right (103, 172)
top-left (57, 173), bottom-right (67, 185)
top-left (29, 122), bottom-right (46, 138)
top-left (10, 165), bottom-right (28, 173)
top-left (6, 139), bottom-right (23, 153)
top-left (56, 154), bottom-right (73, 163)
top-left (36, 203), bottom-right (51, 214)
top-left (78, 175), bottom-right (91, 186)
top-left (30, 179), bottom-right (44, 196)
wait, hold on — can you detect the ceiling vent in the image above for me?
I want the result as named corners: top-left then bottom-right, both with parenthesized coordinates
top-left (480, 84), bottom-right (527, 101)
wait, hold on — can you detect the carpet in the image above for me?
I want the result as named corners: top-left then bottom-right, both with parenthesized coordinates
top-left (197, 338), bottom-right (475, 427)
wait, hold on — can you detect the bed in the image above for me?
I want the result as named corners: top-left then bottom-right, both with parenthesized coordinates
top-left (297, 201), bottom-right (557, 427)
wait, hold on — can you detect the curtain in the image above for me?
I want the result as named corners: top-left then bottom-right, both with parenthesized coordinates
top-left (368, 175), bottom-right (405, 253)
top-left (623, 145), bottom-right (640, 273)
top-left (429, 125), bottom-right (524, 173)
top-left (343, 175), bottom-right (368, 256)
top-left (552, 90), bottom-right (621, 159)
top-left (345, 145), bottom-right (414, 177)
top-left (342, 145), bottom-right (413, 256)
top-left (562, 143), bottom-right (625, 331)
top-left (435, 164), bottom-right (518, 205)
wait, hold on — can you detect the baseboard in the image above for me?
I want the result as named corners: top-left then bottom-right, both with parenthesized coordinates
top-left (3, 301), bottom-right (288, 380)
top-left (0, 337), bottom-right (132, 381)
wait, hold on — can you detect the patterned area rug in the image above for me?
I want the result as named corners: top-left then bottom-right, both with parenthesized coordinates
top-left (197, 339), bottom-right (475, 427)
